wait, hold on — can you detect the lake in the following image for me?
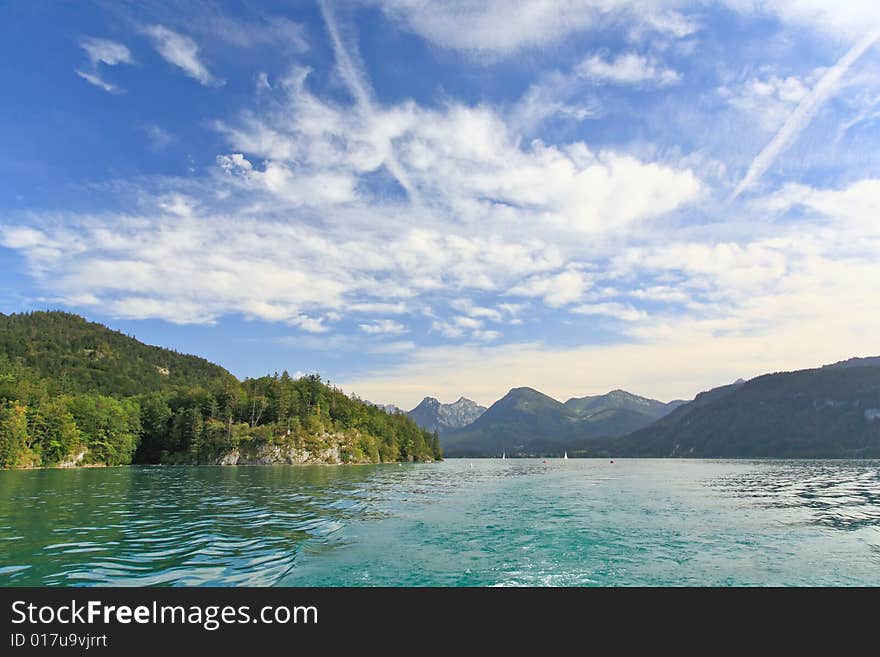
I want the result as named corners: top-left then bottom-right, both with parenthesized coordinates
top-left (1, 459), bottom-right (879, 586)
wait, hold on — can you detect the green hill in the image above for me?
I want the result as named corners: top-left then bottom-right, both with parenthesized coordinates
top-left (584, 361), bottom-right (880, 458)
top-left (0, 311), bottom-right (235, 396)
top-left (0, 311), bottom-right (440, 468)
top-left (442, 386), bottom-right (676, 456)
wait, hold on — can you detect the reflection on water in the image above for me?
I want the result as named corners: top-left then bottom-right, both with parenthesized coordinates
top-left (1, 459), bottom-right (879, 586)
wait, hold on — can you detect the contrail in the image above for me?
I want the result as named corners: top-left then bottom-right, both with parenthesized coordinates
top-left (729, 25), bottom-right (880, 202)
top-left (318, 0), bottom-right (419, 201)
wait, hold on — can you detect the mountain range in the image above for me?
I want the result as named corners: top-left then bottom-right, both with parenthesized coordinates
top-left (440, 388), bottom-right (682, 457)
top-left (407, 396), bottom-right (487, 435)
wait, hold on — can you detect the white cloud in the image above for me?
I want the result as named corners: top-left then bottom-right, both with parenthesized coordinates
top-left (374, 0), bottom-right (601, 54)
top-left (289, 315), bottom-right (329, 333)
top-left (641, 10), bottom-right (700, 38)
top-left (377, 1), bottom-right (880, 56)
top-left (214, 64), bottom-right (701, 230)
top-left (719, 73), bottom-right (811, 131)
top-left (146, 25), bottom-right (222, 86)
top-left (431, 320), bottom-right (464, 339)
top-left (430, 316), bottom-right (503, 342)
top-left (157, 193), bottom-right (197, 217)
top-left (577, 52), bottom-right (681, 86)
top-left (510, 73), bottom-right (601, 134)
top-left (106, 297), bottom-right (218, 325)
top-left (79, 37), bottom-right (134, 67)
top-left (472, 329), bottom-right (502, 342)
top-left (75, 70), bottom-right (122, 94)
top-left (507, 269), bottom-right (589, 307)
top-left (450, 299), bottom-right (504, 321)
top-left (757, 178), bottom-right (880, 233)
top-left (359, 319), bottom-right (407, 334)
top-left (374, 1), bottom-right (704, 56)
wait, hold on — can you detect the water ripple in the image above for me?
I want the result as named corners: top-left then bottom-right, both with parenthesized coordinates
top-left (1, 460), bottom-right (879, 586)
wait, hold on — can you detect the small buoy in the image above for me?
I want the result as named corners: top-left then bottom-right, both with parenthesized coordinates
top-left (610, 460), bottom-right (614, 464)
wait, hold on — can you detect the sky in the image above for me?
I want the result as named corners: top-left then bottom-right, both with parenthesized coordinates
top-left (2, 1), bottom-right (880, 409)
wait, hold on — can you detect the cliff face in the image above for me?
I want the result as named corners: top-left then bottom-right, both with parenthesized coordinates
top-left (210, 444), bottom-right (350, 466)
top-left (175, 431), bottom-right (437, 466)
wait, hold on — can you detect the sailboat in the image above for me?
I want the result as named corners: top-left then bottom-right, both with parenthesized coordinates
top-left (563, 451), bottom-right (568, 460)
top-left (501, 452), bottom-right (506, 460)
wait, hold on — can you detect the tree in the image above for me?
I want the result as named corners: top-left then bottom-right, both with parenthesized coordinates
top-left (31, 397), bottom-right (81, 464)
top-left (0, 402), bottom-right (29, 468)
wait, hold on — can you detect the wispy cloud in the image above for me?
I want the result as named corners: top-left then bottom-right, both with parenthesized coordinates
top-left (75, 36), bottom-right (133, 93)
top-left (507, 269), bottom-right (590, 307)
top-left (730, 26), bottom-right (880, 201)
top-left (79, 37), bottom-right (133, 67)
top-left (289, 315), bottom-right (330, 333)
top-left (145, 25), bottom-right (223, 87)
top-left (75, 70), bottom-right (122, 94)
top-left (577, 52), bottom-right (681, 86)
top-left (359, 319), bottom-right (407, 335)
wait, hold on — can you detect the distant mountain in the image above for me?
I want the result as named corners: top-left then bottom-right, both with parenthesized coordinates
top-left (442, 387), bottom-right (677, 457)
top-left (585, 360), bottom-right (880, 458)
top-left (407, 396), bottom-right (486, 435)
top-left (565, 389), bottom-right (684, 418)
top-left (367, 401), bottom-right (404, 415)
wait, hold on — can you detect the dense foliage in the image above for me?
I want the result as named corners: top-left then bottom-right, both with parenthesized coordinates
top-left (0, 311), bottom-right (235, 396)
top-left (0, 312), bottom-right (440, 468)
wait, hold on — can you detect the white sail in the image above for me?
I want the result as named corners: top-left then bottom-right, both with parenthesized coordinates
top-left (563, 451), bottom-right (568, 459)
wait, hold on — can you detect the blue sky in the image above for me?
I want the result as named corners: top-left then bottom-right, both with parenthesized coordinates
top-left (2, 1), bottom-right (880, 408)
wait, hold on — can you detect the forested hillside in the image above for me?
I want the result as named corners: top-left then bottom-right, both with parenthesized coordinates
top-left (0, 312), bottom-right (441, 468)
top-left (586, 361), bottom-right (880, 457)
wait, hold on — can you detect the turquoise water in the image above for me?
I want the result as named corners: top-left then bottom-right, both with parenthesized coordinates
top-left (1, 459), bottom-right (879, 586)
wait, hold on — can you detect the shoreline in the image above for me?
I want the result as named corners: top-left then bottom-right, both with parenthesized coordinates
top-left (0, 459), bottom-right (439, 472)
